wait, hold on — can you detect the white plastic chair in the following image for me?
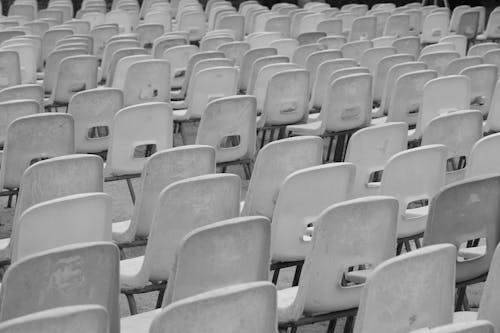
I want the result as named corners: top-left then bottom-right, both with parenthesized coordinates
top-left (468, 42), bottom-right (499, 57)
top-left (418, 51), bottom-right (461, 76)
top-left (444, 56), bottom-right (483, 75)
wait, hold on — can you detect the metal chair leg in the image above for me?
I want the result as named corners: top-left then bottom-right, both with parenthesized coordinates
top-left (396, 241), bottom-right (404, 255)
top-left (326, 136), bottom-right (335, 162)
top-left (119, 248), bottom-right (126, 260)
top-left (156, 286), bottom-right (166, 308)
top-left (125, 293), bottom-right (138, 315)
top-left (344, 316), bottom-right (354, 333)
top-left (292, 263), bottom-right (303, 286)
top-left (327, 320), bottom-right (337, 333)
top-left (272, 268), bottom-right (280, 284)
top-left (455, 286), bottom-right (467, 311)
top-left (404, 240), bottom-right (412, 253)
top-left (126, 178), bottom-right (136, 204)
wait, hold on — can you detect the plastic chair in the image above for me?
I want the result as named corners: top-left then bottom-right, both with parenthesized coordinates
top-left (287, 73), bottom-right (372, 162)
top-left (0, 84), bottom-right (42, 106)
top-left (418, 51), bottom-right (461, 76)
top-left (173, 66), bottom-right (238, 142)
top-left (278, 196), bottom-right (399, 332)
top-left (359, 46), bottom-right (396, 74)
top-left (341, 40), bottom-right (372, 63)
top-left (238, 47), bottom-right (276, 92)
top-left (309, 58), bottom-right (358, 111)
top-left (143, 282), bottom-right (276, 333)
top-left (104, 102), bottom-right (173, 203)
top-left (0, 242), bottom-right (120, 333)
top-left (412, 75), bottom-right (471, 141)
top-left (112, 145), bottom-right (215, 249)
top-left (119, 174), bottom-right (240, 314)
top-left (241, 136), bottom-right (322, 219)
top-left (381, 69), bottom-right (438, 126)
top-left (424, 175), bottom-right (500, 310)
top-left (247, 55), bottom-right (289, 95)
top-left (264, 15), bottom-right (291, 38)
top-left (422, 110), bottom-right (483, 184)
top-left (256, 69), bottom-right (310, 146)
top-left (421, 11), bottom-right (450, 44)
top-left (216, 41), bottom-right (249, 66)
top-left (43, 48), bottom-right (87, 94)
top-left (0, 99), bottom-right (39, 147)
top-left (384, 13), bottom-right (410, 37)
top-left (456, 10), bottom-right (479, 41)
top-left (0, 305), bottom-right (108, 333)
top-left (290, 43), bottom-right (324, 67)
top-left (476, 10), bottom-right (500, 42)
top-left (47, 55), bottom-right (99, 110)
top-left (0, 51), bottom-right (21, 90)
top-left (345, 122), bottom-right (408, 197)
top-left (41, 29), bottom-right (74, 64)
top-left (11, 192), bottom-right (112, 263)
top-left (113, 59), bottom-right (170, 106)
top-left (318, 34), bottom-right (346, 49)
top-left (465, 133), bottom-right (500, 178)
top-left (135, 23), bottom-right (164, 50)
top-left (305, 49), bottom-right (342, 92)
top-left (353, 244), bottom-right (456, 333)
top-left (100, 39), bottom-right (140, 82)
top-left (348, 15), bottom-right (376, 42)
top-left (372, 53), bottom-right (415, 106)
top-left (91, 25), bottom-right (119, 58)
top-left (420, 42), bottom-right (456, 56)
top-left (380, 144), bottom-right (447, 252)
top-left (439, 34), bottom-right (467, 57)
top-left (483, 49), bottom-right (500, 77)
top-left (196, 96), bottom-right (256, 177)
top-left (0, 114), bottom-right (74, 202)
top-left (459, 64), bottom-right (498, 116)
top-left (392, 35), bottom-right (421, 58)
top-left (68, 88), bottom-right (123, 153)
top-left (105, 49), bottom-right (149, 86)
top-left (270, 163), bottom-right (356, 284)
top-left (2, 43), bottom-right (36, 84)
top-left (444, 56), bottom-right (483, 75)
top-left (162, 44), bottom-right (198, 88)
top-left (468, 42), bottom-right (499, 57)
top-left (449, 5), bottom-right (471, 33)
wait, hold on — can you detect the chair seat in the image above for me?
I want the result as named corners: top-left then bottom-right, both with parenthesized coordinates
top-left (307, 113), bottom-right (321, 122)
top-left (112, 219), bottom-right (132, 243)
top-left (120, 255), bottom-right (148, 289)
top-left (120, 308), bottom-right (161, 333)
top-left (277, 286), bottom-right (300, 323)
top-left (286, 121), bottom-right (324, 136)
top-left (458, 245), bottom-right (486, 260)
top-left (398, 206), bottom-right (428, 239)
top-left (371, 116), bottom-right (387, 125)
top-left (171, 100), bottom-right (187, 110)
top-left (171, 89), bottom-right (183, 100)
top-left (173, 108), bottom-right (189, 121)
top-left (476, 34), bottom-right (486, 41)
top-left (453, 311), bottom-right (478, 323)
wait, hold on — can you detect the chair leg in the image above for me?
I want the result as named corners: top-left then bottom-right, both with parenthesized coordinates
top-left (455, 286), bottom-right (467, 311)
top-left (126, 178), bottom-right (136, 204)
top-left (119, 247), bottom-right (126, 260)
top-left (290, 326), bottom-right (298, 333)
top-left (243, 162), bottom-right (252, 180)
top-left (396, 240), bottom-right (404, 255)
top-left (178, 123), bottom-right (186, 145)
top-left (125, 293), bottom-right (138, 315)
top-left (404, 240), bottom-right (412, 253)
top-left (414, 237), bottom-right (421, 249)
top-left (292, 263), bottom-right (303, 287)
top-left (156, 286), bottom-right (166, 308)
top-left (221, 166), bottom-right (227, 173)
top-left (272, 268), bottom-right (280, 284)
top-left (259, 129), bottom-right (267, 148)
top-left (334, 134), bottom-right (346, 162)
top-left (278, 126), bottom-right (286, 139)
top-left (326, 136), bottom-right (335, 162)
top-left (5, 193), bottom-right (13, 208)
top-left (327, 320), bottom-right (337, 333)
top-left (344, 316), bottom-right (354, 333)
top-left (269, 128), bottom-right (276, 143)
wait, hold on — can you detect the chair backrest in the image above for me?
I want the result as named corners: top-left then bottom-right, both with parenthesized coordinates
top-left (291, 196), bottom-right (398, 316)
top-left (387, 69), bottom-right (438, 126)
top-left (43, 48), bottom-right (87, 94)
top-left (100, 39), bottom-right (140, 80)
top-left (484, 9), bottom-right (500, 39)
top-left (50, 55), bottom-right (99, 104)
top-left (239, 47), bottom-right (276, 91)
top-left (0, 304), bottom-right (108, 333)
top-left (466, 133), bottom-right (500, 178)
top-left (106, 47), bottom-right (149, 85)
top-left (106, 102), bottom-right (173, 175)
top-left (305, 49), bottom-right (342, 91)
top-left (420, 42), bottom-right (456, 56)
top-left (12, 193), bottom-right (112, 263)
top-left (421, 12), bottom-right (450, 43)
top-left (373, 53), bottom-right (415, 103)
top-left (247, 55), bottom-right (289, 95)
top-left (216, 41), bottom-right (249, 66)
top-left (152, 35), bottom-right (188, 58)
top-left (0, 51), bottom-right (21, 90)
top-left (384, 13), bottom-right (410, 37)
top-left (13, 154), bottom-right (103, 225)
top-left (185, 66), bottom-right (238, 119)
top-left (424, 175), bottom-right (500, 283)
top-left (0, 113), bottom-right (75, 190)
top-left (415, 75), bottom-right (471, 139)
top-left (353, 244), bottom-right (456, 333)
top-left (443, 56), bottom-right (483, 75)
top-left (0, 242), bottom-right (119, 333)
top-left (345, 122), bottom-right (408, 197)
top-left (418, 51), bottom-right (461, 76)
top-left (162, 44), bottom-right (198, 87)
top-left (380, 145), bottom-right (447, 238)
top-left (359, 47), bottom-right (397, 74)
top-left (150, 282), bottom-right (277, 333)
top-left (271, 163), bottom-right (356, 261)
top-left (163, 216), bottom-right (270, 305)
top-left (110, 54), bottom-right (152, 88)
top-left (0, 100), bottom-right (39, 145)
top-left (135, 23), bottom-right (164, 49)
top-left (348, 15), bottom-right (376, 42)
top-left (196, 95), bottom-right (256, 164)
top-left (260, 69), bottom-right (309, 127)
top-left (309, 58), bottom-right (358, 110)
top-left (68, 88), bottom-right (124, 153)
top-left (340, 40), bottom-right (372, 63)
top-left (459, 64), bottom-right (498, 116)
top-left (2, 43), bottom-right (36, 84)
top-left (41, 29), bottom-right (74, 62)
top-left (143, 174), bottom-right (240, 281)
top-left (392, 35), bottom-right (421, 58)
top-left (450, 5), bottom-right (471, 32)
top-left (119, 59), bottom-right (170, 106)
top-left (456, 10), bottom-right (479, 40)
top-left (468, 42), bottom-right (499, 57)
top-left (476, 243), bottom-right (500, 331)
top-left (318, 34), bottom-right (345, 49)
top-left (440, 34), bottom-right (467, 57)
top-left (321, 73), bottom-right (372, 132)
top-left (242, 136), bottom-right (323, 219)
